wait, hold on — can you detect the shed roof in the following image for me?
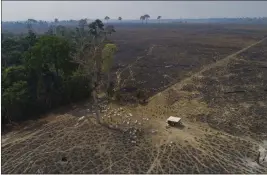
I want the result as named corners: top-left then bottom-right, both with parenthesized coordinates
top-left (166, 116), bottom-right (181, 123)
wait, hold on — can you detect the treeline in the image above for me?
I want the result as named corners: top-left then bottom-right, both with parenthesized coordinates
top-left (1, 19), bottom-right (116, 126)
top-left (2, 19), bottom-right (82, 34)
top-left (3, 17), bottom-right (267, 33)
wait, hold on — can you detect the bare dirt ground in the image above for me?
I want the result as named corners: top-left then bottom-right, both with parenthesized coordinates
top-left (2, 24), bottom-right (267, 173)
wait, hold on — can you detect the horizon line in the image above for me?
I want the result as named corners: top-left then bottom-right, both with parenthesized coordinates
top-left (3, 16), bottom-right (267, 22)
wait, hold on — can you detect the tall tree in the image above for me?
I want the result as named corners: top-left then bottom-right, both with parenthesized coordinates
top-left (140, 16), bottom-right (145, 24)
top-left (157, 16), bottom-right (162, 23)
top-left (144, 14), bottom-right (150, 24)
top-left (77, 18), bottom-right (87, 37)
top-left (118, 17), bottom-right (122, 23)
top-left (26, 19), bottom-right (37, 31)
top-left (104, 16), bottom-right (110, 24)
top-left (54, 18), bottom-right (59, 24)
top-left (72, 19), bottom-right (107, 123)
top-left (53, 18), bottom-right (59, 35)
top-left (24, 28), bottom-right (38, 51)
top-left (102, 44), bottom-right (117, 95)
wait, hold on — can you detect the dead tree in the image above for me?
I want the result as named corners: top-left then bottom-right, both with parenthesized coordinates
top-left (72, 19), bottom-right (117, 124)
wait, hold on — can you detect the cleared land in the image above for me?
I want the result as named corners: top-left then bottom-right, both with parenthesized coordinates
top-left (2, 23), bottom-right (267, 173)
top-left (111, 24), bottom-right (267, 98)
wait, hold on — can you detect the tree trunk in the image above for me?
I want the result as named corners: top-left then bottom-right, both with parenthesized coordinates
top-left (92, 89), bottom-right (101, 124)
top-left (92, 72), bottom-right (101, 124)
top-left (106, 72), bottom-right (111, 92)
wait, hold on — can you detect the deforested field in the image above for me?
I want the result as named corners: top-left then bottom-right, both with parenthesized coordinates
top-left (2, 23), bottom-right (267, 173)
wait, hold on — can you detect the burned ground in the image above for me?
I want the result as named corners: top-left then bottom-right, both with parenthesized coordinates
top-left (111, 23), bottom-right (267, 97)
top-left (2, 23), bottom-right (267, 173)
top-left (196, 39), bottom-right (267, 140)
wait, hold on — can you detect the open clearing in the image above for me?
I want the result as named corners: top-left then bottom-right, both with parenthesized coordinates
top-left (2, 23), bottom-right (267, 173)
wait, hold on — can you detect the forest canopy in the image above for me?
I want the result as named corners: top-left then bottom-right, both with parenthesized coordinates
top-left (1, 19), bottom-right (116, 126)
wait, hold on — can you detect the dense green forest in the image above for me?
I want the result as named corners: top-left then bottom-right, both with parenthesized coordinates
top-left (1, 19), bottom-right (117, 126)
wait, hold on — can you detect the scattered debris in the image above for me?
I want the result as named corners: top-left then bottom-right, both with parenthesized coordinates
top-left (78, 116), bottom-right (85, 121)
top-left (257, 145), bottom-right (267, 165)
top-left (131, 140), bottom-right (136, 144)
top-left (37, 169), bottom-right (43, 174)
top-left (61, 157), bottom-right (68, 162)
top-left (151, 129), bottom-right (157, 134)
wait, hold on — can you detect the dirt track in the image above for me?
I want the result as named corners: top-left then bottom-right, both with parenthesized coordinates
top-left (149, 36), bottom-right (267, 103)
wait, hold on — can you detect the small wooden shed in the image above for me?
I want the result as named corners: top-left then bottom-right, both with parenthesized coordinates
top-left (166, 116), bottom-right (182, 126)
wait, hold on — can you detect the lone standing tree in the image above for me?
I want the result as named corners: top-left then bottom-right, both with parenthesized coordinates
top-left (104, 16), bottom-right (110, 24)
top-left (157, 16), bottom-right (162, 23)
top-left (144, 14), bottom-right (150, 24)
top-left (72, 19), bottom-right (117, 123)
top-left (140, 15), bottom-right (145, 24)
top-left (118, 17), bottom-right (122, 23)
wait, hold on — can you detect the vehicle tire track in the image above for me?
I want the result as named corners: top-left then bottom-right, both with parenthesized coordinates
top-left (115, 44), bottom-right (156, 87)
top-left (149, 37), bottom-right (267, 102)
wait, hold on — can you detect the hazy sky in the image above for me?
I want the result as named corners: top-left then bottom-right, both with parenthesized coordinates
top-left (2, 1), bottom-right (267, 21)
